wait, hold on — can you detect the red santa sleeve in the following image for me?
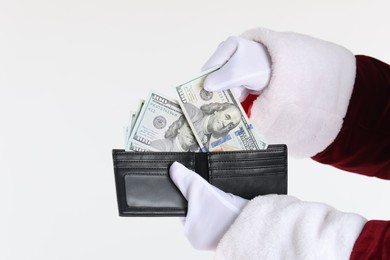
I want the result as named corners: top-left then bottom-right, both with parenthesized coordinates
top-left (311, 55), bottom-right (390, 179)
top-left (313, 55), bottom-right (390, 260)
top-left (237, 28), bottom-right (389, 259)
top-left (350, 220), bottom-right (390, 259)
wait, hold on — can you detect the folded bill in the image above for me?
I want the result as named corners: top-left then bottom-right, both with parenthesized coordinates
top-left (175, 66), bottom-right (268, 152)
top-left (125, 91), bottom-right (199, 152)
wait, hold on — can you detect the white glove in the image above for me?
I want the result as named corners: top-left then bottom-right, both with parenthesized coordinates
top-left (169, 161), bottom-right (248, 250)
top-left (202, 36), bottom-right (272, 102)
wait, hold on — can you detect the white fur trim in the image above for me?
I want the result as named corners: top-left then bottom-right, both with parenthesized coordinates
top-left (215, 195), bottom-right (366, 260)
top-left (240, 28), bottom-right (356, 157)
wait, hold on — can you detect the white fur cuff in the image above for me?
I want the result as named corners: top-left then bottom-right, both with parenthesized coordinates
top-left (241, 28), bottom-right (356, 157)
top-left (215, 195), bottom-right (366, 260)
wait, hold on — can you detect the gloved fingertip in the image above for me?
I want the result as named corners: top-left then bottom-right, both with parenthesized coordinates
top-left (203, 80), bottom-right (215, 92)
top-left (203, 73), bottom-right (225, 92)
top-left (169, 161), bottom-right (185, 179)
top-left (201, 36), bottom-right (238, 72)
top-left (169, 162), bottom-right (195, 199)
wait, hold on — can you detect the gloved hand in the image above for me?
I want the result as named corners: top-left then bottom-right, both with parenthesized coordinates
top-left (202, 36), bottom-right (272, 102)
top-left (169, 161), bottom-right (248, 250)
top-left (170, 161), bottom-right (368, 257)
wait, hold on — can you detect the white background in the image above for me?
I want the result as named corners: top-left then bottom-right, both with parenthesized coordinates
top-left (1, 0), bottom-right (389, 259)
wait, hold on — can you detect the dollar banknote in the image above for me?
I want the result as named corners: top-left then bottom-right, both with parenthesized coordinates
top-left (123, 100), bottom-right (145, 149)
top-left (131, 99), bottom-right (145, 132)
top-left (125, 91), bottom-right (200, 152)
top-left (175, 67), bottom-right (268, 152)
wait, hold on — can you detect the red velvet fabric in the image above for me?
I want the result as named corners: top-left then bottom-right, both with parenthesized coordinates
top-left (350, 220), bottom-right (390, 260)
top-left (311, 55), bottom-right (390, 180)
top-left (241, 94), bottom-right (258, 118)
top-left (240, 55), bottom-right (390, 259)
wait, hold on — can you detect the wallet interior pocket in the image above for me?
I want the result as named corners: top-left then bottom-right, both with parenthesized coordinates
top-left (124, 171), bottom-right (184, 209)
top-left (113, 152), bottom-right (194, 216)
top-left (208, 150), bottom-right (287, 199)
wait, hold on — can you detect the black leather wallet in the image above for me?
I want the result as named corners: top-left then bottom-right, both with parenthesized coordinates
top-left (112, 144), bottom-right (287, 217)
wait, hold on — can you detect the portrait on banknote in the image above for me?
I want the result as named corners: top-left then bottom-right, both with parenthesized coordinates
top-left (150, 115), bottom-right (199, 152)
top-left (176, 67), bottom-right (268, 152)
top-left (183, 101), bottom-right (241, 150)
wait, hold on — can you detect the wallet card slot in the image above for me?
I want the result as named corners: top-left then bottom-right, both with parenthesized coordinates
top-left (209, 157), bottom-right (285, 169)
top-left (116, 164), bottom-right (193, 176)
top-left (210, 174), bottom-right (287, 199)
top-left (209, 166), bottom-right (286, 176)
top-left (210, 155), bottom-right (285, 162)
top-left (208, 145), bottom-right (286, 161)
top-left (122, 172), bottom-right (170, 176)
top-left (115, 157), bottom-right (191, 162)
top-left (115, 159), bottom-right (193, 162)
top-left (210, 170), bottom-right (286, 178)
top-left (210, 149), bottom-right (284, 155)
top-left (113, 150), bottom-right (193, 161)
top-left (114, 161), bottom-right (193, 169)
top-left (209, 152), bottom-right (285, 162)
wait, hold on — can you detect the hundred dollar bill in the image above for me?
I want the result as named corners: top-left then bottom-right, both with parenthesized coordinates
top-left (125, 91), bottom-right (199, 152)
top-left (123, 100), bottom-right (145, 149)
top-left (175, 67), bottom-right (268, 152)
top-left (131, 99), bottom-right (145, 132)
top-left (124, 112), bottom-right (134, 146)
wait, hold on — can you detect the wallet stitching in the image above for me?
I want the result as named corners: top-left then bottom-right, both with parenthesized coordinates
top-left (114, 147), bottom-right (285, 156)
top-left (114, 149), bottom-right (284, 155)
top-left (115, 160), bottom-right (193, 162)
top-left (209, 171), bottom-right (286, 178)
top-left (126, 206), bottom-right (185, 210)
top-left (118, 166), bottom-right (195, 169)
top-left (210, 165), bottom-right (286, 170)
top-left (120, 167), bottom-right (195, 174)
top-left (208, 149), bottom-right (285, 156)
top-left (116, 168), bottom-right (176, 170)
top-left (114, 151), bottom-right (194, 155)
top-left (123, 172), bottom-right (177, 176)
top-left (209, 156), bottom-right (285, 163)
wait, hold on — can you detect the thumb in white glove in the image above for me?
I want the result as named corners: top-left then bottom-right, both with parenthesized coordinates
top-left (202, 36), bottom-right (272, 102)
top-left (169, 161), bottom-right (248, 250)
